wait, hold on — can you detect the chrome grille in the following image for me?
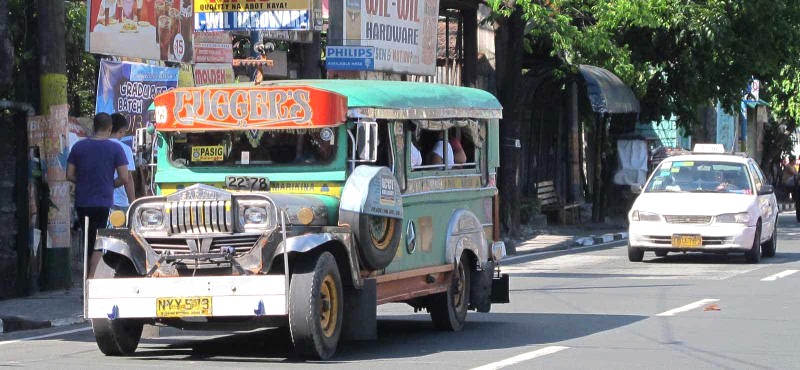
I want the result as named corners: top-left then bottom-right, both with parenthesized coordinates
top-left (146, 235), bottom-right (260, 256)
top-left (664, 215), bottom-right (712, 224)
top-left (166, 200), bottom-right (233, 234)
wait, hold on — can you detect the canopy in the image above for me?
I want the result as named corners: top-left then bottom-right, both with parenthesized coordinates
top-left (579, 65), bottom-right (640, 114)
top-left (259, 80), bottom-right (503, 120)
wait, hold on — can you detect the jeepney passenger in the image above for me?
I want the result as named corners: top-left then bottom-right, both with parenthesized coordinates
top-left (428, 131), bottom-right (454, 169)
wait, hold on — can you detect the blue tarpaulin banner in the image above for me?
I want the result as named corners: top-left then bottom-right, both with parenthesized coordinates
top-left (96, 60), bottom-right (179, 135)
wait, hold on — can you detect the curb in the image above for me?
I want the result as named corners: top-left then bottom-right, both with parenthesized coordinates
top-left (0, 315), bottom-right (86, 334)
top-left (509, 231), bottom-right (628, 257)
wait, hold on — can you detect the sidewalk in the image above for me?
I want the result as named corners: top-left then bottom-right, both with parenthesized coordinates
top-left (0, 222), bottom-right (628, 335)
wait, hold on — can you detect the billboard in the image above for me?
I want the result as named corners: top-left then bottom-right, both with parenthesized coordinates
top-left (194, 0), bottom-right (314, 31)
top-left (96, 60), bottom-right (180, 134)
top-left (339, 0), bottom-right (438, 75)
top-left (88, 0), bottom-right (194, 62)
top-left (193, 63), bottom-right (235, 86)
top-left (193, 32), bottom-right (234, 63)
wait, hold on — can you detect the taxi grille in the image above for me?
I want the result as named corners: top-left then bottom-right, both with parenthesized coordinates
top-left (166, 200), bottom-right (233, 234)
top-left (664, 215), bottom-right (712, 224)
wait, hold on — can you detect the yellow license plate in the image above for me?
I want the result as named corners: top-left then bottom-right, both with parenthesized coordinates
top-left (671, 234), bottom-right (702, 248)
top-left (156, 296), bottom-right (212, 317)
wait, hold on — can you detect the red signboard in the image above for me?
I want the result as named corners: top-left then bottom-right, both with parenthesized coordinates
top-left (154, 86), bottom-right (348, 131)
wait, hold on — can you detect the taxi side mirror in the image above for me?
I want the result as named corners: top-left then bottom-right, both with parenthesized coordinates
top-left (758, 184), bottom-right (774, 195)
top-left (356, 120), bottom-right (379, 162)
top-left (631, 184), bottom-right (643, 194)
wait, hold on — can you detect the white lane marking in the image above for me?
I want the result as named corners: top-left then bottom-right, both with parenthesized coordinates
top-left (503, 240), bottom-right (626, 263)
top-left (656, 298), bottom-right (719, 317)
top-left (0, 326), bottom-right (92, 346)
top-left (761, 269), bottom-right (799, 281)
top-left (470, 346), bottom-right (570, 370)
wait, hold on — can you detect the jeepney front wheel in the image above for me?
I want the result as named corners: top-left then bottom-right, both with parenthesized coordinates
top-left (90, 252), bottom-right (144, 356)
top-left (288, 251), bottom-right (344, 360)
top-left (428, 254), bottom-right (470, 331)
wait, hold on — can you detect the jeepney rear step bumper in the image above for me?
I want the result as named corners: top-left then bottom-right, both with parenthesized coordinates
top-left (86, 275), bottom-right (287, 319)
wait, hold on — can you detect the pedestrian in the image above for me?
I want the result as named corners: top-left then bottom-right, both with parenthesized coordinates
top-left (110, 113), bottom-right (136, 214)
top-left (66, 113), bottom-right (130, 262)
top-left (781, 154), bottom-right (800, 221)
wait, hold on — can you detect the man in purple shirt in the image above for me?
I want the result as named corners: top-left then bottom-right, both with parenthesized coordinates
top-left (67, 113), bottom-right (130, 259)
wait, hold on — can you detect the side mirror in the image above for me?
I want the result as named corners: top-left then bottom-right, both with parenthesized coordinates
top-left (758, 184), bottom-right (774, 195)
top-left (356, 120), bottom-right (378, 162)
top-left (631, 184), bottom-right (643, 194)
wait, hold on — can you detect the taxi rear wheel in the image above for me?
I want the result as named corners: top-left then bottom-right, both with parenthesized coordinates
top-left (628, 245), bottom-right (644, 262)
top-left (745, 223), bottom-right (762, 263)
top-left (761, 223), bottom-right (777, 257)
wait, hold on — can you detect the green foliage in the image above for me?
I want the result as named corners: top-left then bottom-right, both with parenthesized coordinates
top-left (486, 0), bottom-right (800, 128)
top-left (65, 1), bottom-right (97, 116)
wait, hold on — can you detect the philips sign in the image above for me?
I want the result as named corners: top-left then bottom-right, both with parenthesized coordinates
top-left (326, 46), bottom-right (375, 71)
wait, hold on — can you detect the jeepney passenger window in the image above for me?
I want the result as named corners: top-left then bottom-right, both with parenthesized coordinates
top-left (449, 127), bottom-right (476, 169)
top-left (410, 127), bottom-right (449, 171)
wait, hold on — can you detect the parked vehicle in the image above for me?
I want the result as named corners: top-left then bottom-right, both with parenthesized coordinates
top-left (84, 80), bottom-right (509, 359)
top-left (628, 144), bottom-right (778, 263)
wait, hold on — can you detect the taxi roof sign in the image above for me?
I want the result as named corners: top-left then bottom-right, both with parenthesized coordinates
top-left (153, 86), bottom-right (348, 132)
top-left (692, 143), bottom-right (726, 153)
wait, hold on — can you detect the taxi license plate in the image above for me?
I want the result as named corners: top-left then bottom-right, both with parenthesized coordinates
top-left (671, 234), bottom-right (702, 248)
top-left (156, 296), bottom-right (212, 317)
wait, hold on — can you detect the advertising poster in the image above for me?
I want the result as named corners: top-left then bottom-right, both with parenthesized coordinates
top-left (194, 0), bottom-right (313, 31)
top-left (43, 105), bottom-right (70, 183)
top-left (89, 0), bottom-right (194, 62)
top-left (96, 60), bottom-right (180, 135)
top-left (340, 0), bottom-right (438, 75)
top-left (47, 181), bottom-right (72, 249)
top-left (193, 63), bottom-right (235, 86)
top-left (194, 32), bottom-right (234, 63)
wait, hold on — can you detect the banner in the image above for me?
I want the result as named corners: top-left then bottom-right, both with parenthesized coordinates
top-left (340, 0), bottom-right (438, 75)
top-left (193, 63), bottom-right (235, 86)
top-left (88, 0), bottom-right (194, 63)
top-left (96, 60), bottom-right (179, 135)
top-left (193, 32), bottom-right (233, 63)
top-left (194, 0), bottom-right (313, 31)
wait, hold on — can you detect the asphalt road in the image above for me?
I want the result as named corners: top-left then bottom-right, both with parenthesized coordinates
top-left (3, 213), bottom-right (800, 369)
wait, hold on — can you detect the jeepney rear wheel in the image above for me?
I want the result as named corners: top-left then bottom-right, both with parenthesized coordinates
top-left (429, 254), bottom-right (470, 331)
top-left (90, 252), bottom-right (144, 356)
top-left (358, 215), bottom-right (401, 270)
top-left (288, 251), bottom-right (343, 360)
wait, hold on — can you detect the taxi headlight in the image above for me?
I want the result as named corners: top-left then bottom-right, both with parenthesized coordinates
top-left (138, 208), bottom-right (164, 229)
top-left (717, 212), bottom-right (750, 224)
top-left (631, 210), bottom-right (660, 222)
top-left (244, 207), bottom-right (268, 224)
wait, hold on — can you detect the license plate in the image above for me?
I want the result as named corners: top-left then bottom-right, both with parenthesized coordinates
top-left (225, 176), bottom-right (270, 191)
top-left (671, 234), bottom-right (702, 248)
top-left (156, 296), bottom-right (212, 317)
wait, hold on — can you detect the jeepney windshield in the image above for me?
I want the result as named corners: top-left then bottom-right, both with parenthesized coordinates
top-left (167, 128), bottom-right (337, 167)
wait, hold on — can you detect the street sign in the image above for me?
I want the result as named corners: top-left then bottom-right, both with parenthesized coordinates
top-left (325, 46), bottom-right (375, 71)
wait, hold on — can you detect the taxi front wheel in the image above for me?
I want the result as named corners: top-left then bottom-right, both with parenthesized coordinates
top-left (628, 245), bottom-right (644, 262)
top-left (745, 223), bottom-right (762, 263)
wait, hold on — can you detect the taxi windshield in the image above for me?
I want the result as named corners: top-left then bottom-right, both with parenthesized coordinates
top-left (167, 128), bottom-right (337, 168)
top-left (645, 160), bottom-right (752, 194)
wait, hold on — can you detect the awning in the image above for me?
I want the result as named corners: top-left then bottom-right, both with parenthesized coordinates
top-left (579, 65), bottom-right (640, 114)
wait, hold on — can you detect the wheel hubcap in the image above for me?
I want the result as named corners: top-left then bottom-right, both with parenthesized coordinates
top-left (319, 274), bottom-right (338, 337)
top-left (369, 217), bottom-right (395, 250)
top-left (452, 263), bottom-right (466, 310)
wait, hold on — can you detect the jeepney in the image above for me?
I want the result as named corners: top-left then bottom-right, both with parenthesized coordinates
top-left (85, 80), bottom-right (509, 359)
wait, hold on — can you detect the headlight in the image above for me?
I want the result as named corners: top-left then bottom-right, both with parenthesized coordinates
top-left (139, 208), bottom-right (164, 229)
top-left (716, 212), bottom-right (750, 224)
top-left (244, 207), bottom-right (268, 224)
top-left (631, 210), bottom-right (660, 222)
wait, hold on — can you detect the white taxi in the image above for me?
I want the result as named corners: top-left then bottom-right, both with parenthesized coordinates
top-left (627, 144), bottom-right (778, 263)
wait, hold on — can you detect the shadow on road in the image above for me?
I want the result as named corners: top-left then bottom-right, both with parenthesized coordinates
top-left (119, 311), bottom-right (645, 363)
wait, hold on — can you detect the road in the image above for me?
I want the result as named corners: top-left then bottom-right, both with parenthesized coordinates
top-left (3, 213), bottom-right (800, 369)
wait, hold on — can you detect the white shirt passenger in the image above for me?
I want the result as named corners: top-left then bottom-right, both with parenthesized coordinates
top-left (410, 143), bottom-right (422, 167)
top-left (433, 140), bottom-right (455, 169)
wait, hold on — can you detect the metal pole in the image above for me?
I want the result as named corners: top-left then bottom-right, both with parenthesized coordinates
top-left (281, 210), bottom-right (289, 310)
top-left (82, 216), bottom-right (89, 318)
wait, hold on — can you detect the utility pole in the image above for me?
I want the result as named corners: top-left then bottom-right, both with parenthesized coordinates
top-left (38, 0), bottom-right (70, 290)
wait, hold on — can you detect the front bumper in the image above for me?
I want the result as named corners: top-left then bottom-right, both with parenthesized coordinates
top-left (86, 275), bottom-right (286, 319)
top-left (628, 222), bottom-right (756, 252)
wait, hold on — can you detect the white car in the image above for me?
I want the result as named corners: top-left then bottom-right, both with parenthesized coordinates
top-left (627, 148), bottom-right (778, 263)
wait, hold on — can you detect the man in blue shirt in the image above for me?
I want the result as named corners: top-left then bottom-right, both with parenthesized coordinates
top-left (67, 113), bottom-right (130, 259)
top-left (110, 113), bottom-right (136, 213)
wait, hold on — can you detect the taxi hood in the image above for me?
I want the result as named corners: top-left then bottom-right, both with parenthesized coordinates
top-left (630, 192), bottom-right (755, 216)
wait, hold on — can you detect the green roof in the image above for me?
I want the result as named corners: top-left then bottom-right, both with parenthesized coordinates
top-left (246, 79), bottom-right (503, 120)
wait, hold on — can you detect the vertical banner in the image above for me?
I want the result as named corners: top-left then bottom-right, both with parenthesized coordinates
top-left (96, 60), bottom-right (179, 135)
top-left (88, 0), bottom-right (194, 62)
top-left (340, 0), bottom-right (438, 75)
